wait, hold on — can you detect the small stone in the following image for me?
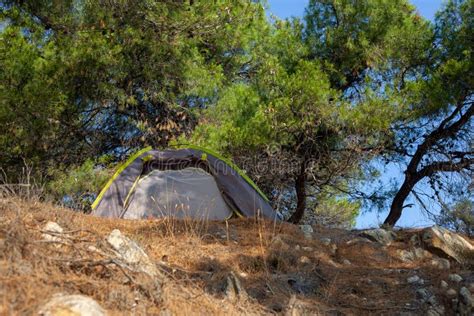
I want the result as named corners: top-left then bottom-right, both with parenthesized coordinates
top-left (459, 287), bottom-right (473, 307)
top-left (294, 245), bottom-right (301, 251)
top-left (107, 229), bottom-right (163, 279)
top-left (416, 288), bottom-right (432, 302)
top-left (342, 259), bottom-right (351, 265)
top-left (298, 256), bottom-right (311, 264)
top-left (430, 258), bottom-right (450, 270)
top-left (319, 238), bottom-right (331, 246)
top-left (42, 222), bottom-right (64, 243)
top-left (426, 309), bottom-right (439, 316)
top-left (302, 246), bottom-right (313, 252)
top-left (39, 293), bottom-right (105, 316)
top-left (299, 225), bottom-right (313, 239)
top-left (448, 274), bottom-right (463, 283)
top-left (239, 272), bottom-right (248, 278)
top-left (407, 275), bottom-right (423, 284)
top-left (440, 280), bottom-right (448, 290)
top-left (445, 288), bottom-right (457, 298)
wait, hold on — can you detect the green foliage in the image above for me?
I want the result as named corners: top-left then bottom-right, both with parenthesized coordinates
top-left (0, 0), bottom-right (266, 174)
top-left (312, 195), bottom-right (360, 228)
top-left (437, 199), bottom-right (474, 237)
top-left (47, 159), bottom-right (111, 211)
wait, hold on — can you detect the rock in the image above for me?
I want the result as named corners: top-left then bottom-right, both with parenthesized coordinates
top-left (460, 287), bottom-right (473, 307)
top-left (446, 288), bottom-right (457, 298)
top-left (42, 222), bottom-right (65, 243)
top-left (422, 226), bottom-right (474, 264)
top-left (342, 259), bottom-right (351, 265)
top-left (416, 288), bottom-right (433, 302)
top-left (414, 247), bottom-right (431, 259)
top-left (448, 273), bottom-right (463, 283)
top-left (299, 225), bottom-right (313, 239)
top-left (239, 272), bottom-right (248, 278)
top-left (397, 249), bottom-right (415, 262)
top-left (298, 256), bottom-right (311, 264)
top-left (407, 275), bottom-right (424, 285)
top-left (398, 248), bottom-right (431, 262)
top-left (107, 229), bottom-right (162, 279)
top-left (360, 228), bottom-right (396, 245)
top-left (225, 271), bottom-right (248, 302)
top-left (430, 258), bottom-right (451, 270)
top-left (301, 246), bottom-right (313, 252)
top-left (294, 245), bottom-right (301, 251)
top-left (39, 293), bottom-right (105, 316)
top-left (346, 237), bottom-right (372, 245)
top-left (319, 238), bottom-right (332, 246)
top-left (440, 280), bottom-right (449, 290)
top-left (427, 305), bottom-right (445, 316)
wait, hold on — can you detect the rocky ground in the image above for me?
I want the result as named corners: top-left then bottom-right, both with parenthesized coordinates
top-left (0, 198), bottom-right (473, 315)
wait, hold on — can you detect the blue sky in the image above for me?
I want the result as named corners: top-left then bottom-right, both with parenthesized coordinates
top-left (268, 0), bottom-right (444, 21)
top-left (267, 0), bottom-right (445, 228)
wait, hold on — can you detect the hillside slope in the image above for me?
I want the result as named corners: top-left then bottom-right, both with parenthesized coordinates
top-left (0, 199), bottom-right (473, 315)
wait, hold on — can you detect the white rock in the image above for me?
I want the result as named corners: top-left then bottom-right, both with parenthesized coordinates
top-left (446, 288), bottom-right (457, 298)
top-left (298, 256), bottom-right (311, 264)
top-left (448, 273), bottom-right (463, 283)
top-left (440, 280), bottom-right (448, 290)
top-left (107, 229), bottom-right (161, 278)
top-left (422, 226), bottom-right (474, 264)
top-left (39, 293), bottom-right (105, 316)
top-left (42, 222), bottom-right (64, 242)
top-left (301, 246), bottom-right (313, 252)
top-left (407, 275), bottom-right (423, 285)
top-left (342, 259), bottom-right (351, 265)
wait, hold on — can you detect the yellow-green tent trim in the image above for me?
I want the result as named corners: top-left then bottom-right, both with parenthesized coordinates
top-left (91, 146), bottom-right (152, 210)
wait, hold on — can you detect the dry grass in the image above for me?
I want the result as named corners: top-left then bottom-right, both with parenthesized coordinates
top-left (0, 198), bottom-right (471, 315)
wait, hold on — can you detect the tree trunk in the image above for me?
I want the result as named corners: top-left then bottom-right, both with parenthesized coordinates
top-left (384, 176), bottom-right (417, 226)
top-left (288, 162), bottom-right (306, 224)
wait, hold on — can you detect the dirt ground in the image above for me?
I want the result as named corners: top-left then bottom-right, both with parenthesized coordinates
top-left (0, 198), bottom-right (472, 315)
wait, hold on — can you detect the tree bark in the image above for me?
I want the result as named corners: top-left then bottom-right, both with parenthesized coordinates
top-left (288, 162), bottom-right (306, 224)
top-left (383, 177), bottom-right (417, 226)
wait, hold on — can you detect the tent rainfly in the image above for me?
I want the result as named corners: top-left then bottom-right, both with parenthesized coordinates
top-left (91, 146), bottom-right (277, 220)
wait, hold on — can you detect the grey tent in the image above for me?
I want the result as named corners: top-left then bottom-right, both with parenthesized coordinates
top-left (91, 146), bottom-right (277, 220)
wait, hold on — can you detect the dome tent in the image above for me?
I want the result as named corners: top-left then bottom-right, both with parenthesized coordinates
top-left (91, 146), bottom-right (277, 220)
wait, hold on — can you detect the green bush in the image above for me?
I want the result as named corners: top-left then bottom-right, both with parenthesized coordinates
top-left (47, 159), bottom-right (111, 212)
